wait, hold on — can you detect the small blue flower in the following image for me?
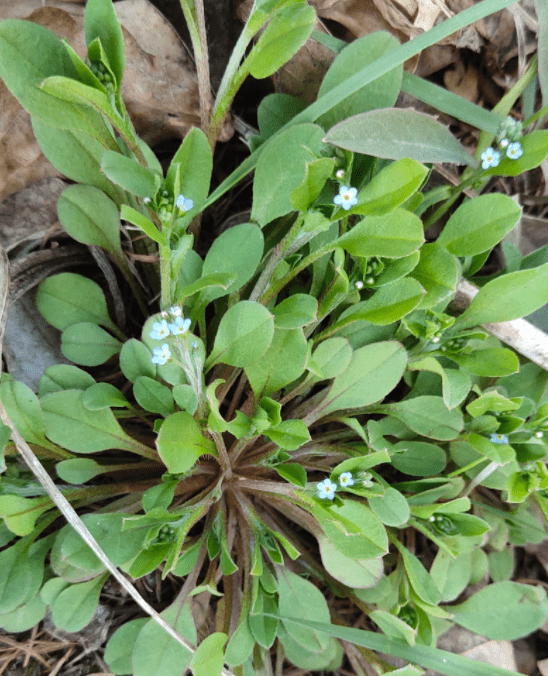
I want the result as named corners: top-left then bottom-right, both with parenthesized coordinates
top-left (169, 316), bottom-right (191, 335)
top-left (481, 147), bottom-right (500, 170)
top-left (176, 194), bottom-right (194, 212)
top-left (506, 142), bottom-right (523, 160)
top-left (169, 305), bottom-right (183, 317)
top-left (339, 472), bottom-right (354, 487)
top-left (151, 343), bottom-right (171, 365)
top-left (192, 340), bottom-right (199, 350)
top-left (490, 433), bottom-right (509, 444)
top-left (334, 185), bottom-right (358, 211)
top-left (150, 319), bottom-right (170, 340)
top-left (317, 478), bottom-right (337, 500)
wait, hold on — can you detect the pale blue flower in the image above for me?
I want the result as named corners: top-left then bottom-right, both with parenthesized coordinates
top-left (150, 319), bottom-right (170, 340)
top-left (176, 194), bottom-right (194, 212)
top-left (334, 185), bottom-right (358, 210)
top-left (151, 343), bottom-right (171, 365)
top-left (481, 147), bottom-right (500, 170)
top-left (192, 340), bottom-right (199, 349)
top-left (499, 138), bottom-right (509, 149)
top-left (169, 316), bottom-right (191, 335)
top-left (317, 478), bottom-right (337, 500)
top-left (490, 433), bottom-right (509, 444)
top-left (506, 142), bottom-right (523, 160)
top-left (339, 472), bottom-right (354, 487)
top-left (169, 305), bottom-right (183, 317)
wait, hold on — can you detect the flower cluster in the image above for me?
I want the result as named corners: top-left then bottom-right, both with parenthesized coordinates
top-left (149, 306), bottom-right (191, 365)
top-left (144, 190), bottom-right (194, 224)
top-left (316, 472), bottom-right (356, 500)
top-left (333, 185), bottom-right (358, 211)
top-left (481, 116), bottom-right (524, 169)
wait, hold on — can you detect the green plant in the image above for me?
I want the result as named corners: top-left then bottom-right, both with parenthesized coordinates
top-left (1, 0), bottom-right (548, 675)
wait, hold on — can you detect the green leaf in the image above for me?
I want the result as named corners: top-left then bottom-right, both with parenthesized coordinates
top-left (431, 550), bottom-right (472, 602)
top-left (396, 542), bottom-right (441, 606)
top-left (247, 3), bottom-right (316, 79)
top-left (318, 341), bottom-right (407, 417)
top-left (311, 337), bottom-right (353, 379)
top-left (84, 0), bottom-right (125, 86)
top-left (245, 327), bottom-right (307, 398)
top-left (275, 463), bottom-right (308, 487)
top-left (437, 194), bottom-right (521, 256)
top-left (205, 301), bottom-right (274, 369)
top-left (370, 610), bottom-right (416, 645)
top-left (391, 441), bottom-right (447, 476)
top-left (36, 272), bottom-right (119, 334)
top-left (456, 264), bottom-right (548, 327)
top-left (265, 419), bottom-right (311, 450)
top-left (0, 495), bottom-right (52, 536)
top-left (190, 632), bottom-right (227, 676)
top-left (368, 487), bottom-right (410, 527)
top-left (225, 617), bottom-right (255, 666)
top-left (320, 500), bottom-right (388, 559)
top-left (278, 623), bottom-right (343, 670)
top-left (447, 348), bottom-right (519, 377)
top-left (277, 567), bottom-right (331, 651)
top-left (332, 279), bottom-right (425, 326)
top-left (317, 31), bottom-right (402, 130)
top-left (291, 158), bottom-right (337, 211)
top-left (39, 364), bottom-right (96, 395)
top-left (57, 184), bottom-right (124, 262)
top-left (51, 573), bottom-right (108, 632)
top-left (325, 109), bottom-right (476, 166)
top-left (0, 20), bottom-right (114, 145)
top-left (55, 458), bottom-right (105, 483)
top-left (408, 357), bottom-right (471, 409)
top-left (0, 593), bottom-right (47, 633)
top-left (252, 123), bottom-right (324, 226)
top-left (386, 396), bottom-right (463, 440)
top-left (409, 243), bottom-right (459, 309)
top-left (257, 93), bottom-right (308, 139)
top-left (166, 127), bottom-right (213, 217)
top-left (273, 294), bottom-right (318, 328)
top-left (132, 601), bottom-right (196, 676)
top-left (353, 158), bottom-right (428, 216)
top-left (102, 151), bottom-right (160, 198)
top-left (318, 534), bottom-right (384, 588)
top-left (41, 389), bottom-right (146, 454)
top-left (61, 322), bottom-right (122, 366)
top-left (451, 582), bottom-right (548, 640)
top-left (104, 617), bottom-right (149, 675)
top-left (120, 205), bottom-right (166, 244)
top-left (31, 118), bottom-right (119, 201)
top-left (157, 412), bottom-right (217, 473)
top-left (119, 339), bottom-right (156, 383)
top-left (134, 376), bottom-right (175, 417)
top-left (198, 223), bottom-right (264, 305)
top-left (0, 540), bottom-right (44, 613)
top-left (0, 379), bottom-right (51, 448)
top-left (336, 209), bottom-right (424, 258)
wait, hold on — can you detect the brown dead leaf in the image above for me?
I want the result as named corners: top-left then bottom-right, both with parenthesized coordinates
top-left (0, 0), bottom-right (231, 203)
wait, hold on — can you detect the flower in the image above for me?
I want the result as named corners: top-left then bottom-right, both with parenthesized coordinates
top-left (151, 343), bottom-right (171, 365)
top-left (143, 197), bottom-right (151, 204)
top-left (335, 169), bottom-right (345, 179)
top-left (506, 142), bottom-right (523, 160)
top-left (150, 319), bottom-right (170, 340)
top-left (192, 340), bottom-right (199, 350)
top-left (334, 186), bottom-right (358, 211)
top-left (339, 472), bottom-right (354, 487)
top-left (169, 305), bottom-right (183, 317)
top-left (535, 431), bottom-right (544, 439)
top-left (169, 316), bottom-right (191, 335)
top-left (499, 138), bottom-right (509, 149)
top-left (355, 281), bottom-right (364, 290)
top-left (176, 194), bottom-right (194, 212)
top-left (481, 147), bottom-right (500, 170)
top-left (490, 433), bottom-right (509, 444)
top-left (317, 479), bottom-right (337, 500)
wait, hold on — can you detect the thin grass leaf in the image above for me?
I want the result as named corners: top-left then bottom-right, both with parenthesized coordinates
top-left (267, 615), bottom-right (523, 676)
